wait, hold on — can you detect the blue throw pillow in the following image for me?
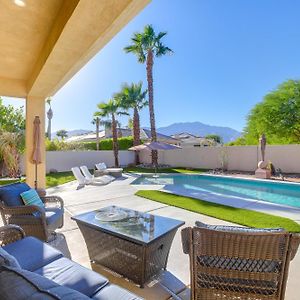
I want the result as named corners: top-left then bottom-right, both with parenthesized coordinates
top-left (0, 182), bottom-right (31, 206)
top-left (21, 189), bottom-right (44, 210)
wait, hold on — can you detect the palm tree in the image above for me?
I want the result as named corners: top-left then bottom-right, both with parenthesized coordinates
top-left (91, 117), bottom-right (100, 150)
top-left (56, 129), bottom-right (68, 140)
top-left (46, 98), bottom-right (53, 140)
top-left (118, 82), bottom-right (148, 164)
top-left (95, 98), bottom-right (127, 167)
top-left (124, 24), bottom-right (172, 166)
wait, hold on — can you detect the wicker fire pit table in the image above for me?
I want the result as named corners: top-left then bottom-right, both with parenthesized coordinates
top-left (72, 206), bottom-right (185, 287)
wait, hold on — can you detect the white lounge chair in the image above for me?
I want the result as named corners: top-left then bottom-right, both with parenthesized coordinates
top-left (95, 162), bottom-right (123, 178)
top-left (71, 167), bottom-right (112, 190)
top-left (80, 166), bottom-right (114, 184)
top-left (71, 167), bottom-right (89, 189)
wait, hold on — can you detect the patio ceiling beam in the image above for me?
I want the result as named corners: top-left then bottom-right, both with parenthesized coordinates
top-left (27, 0), bottom-right (150, 98)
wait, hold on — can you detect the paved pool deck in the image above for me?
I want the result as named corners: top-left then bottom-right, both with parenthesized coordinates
top-left (44, 173), bottom-right (300, 300)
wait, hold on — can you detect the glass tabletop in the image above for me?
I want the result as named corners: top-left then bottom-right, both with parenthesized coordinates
top-left (71, 206), bottom-right (185, 245)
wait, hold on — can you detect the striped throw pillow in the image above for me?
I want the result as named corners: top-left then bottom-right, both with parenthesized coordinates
top-left (20, 189), bottom-right (44, 209)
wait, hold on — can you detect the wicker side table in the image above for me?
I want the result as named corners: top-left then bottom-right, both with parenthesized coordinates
top-left (77, 222), bottom-right (177, 287)
top-left (72, 206), bottom-right (184, 287)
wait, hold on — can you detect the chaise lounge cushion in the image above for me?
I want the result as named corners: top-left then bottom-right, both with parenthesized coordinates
top-left (0, 265), bottom-right (90, 300)
top-left (92, 284), bottom-right (142, 300)
top-left (0, 182), bottom-right (31, 207)
top-left (35, 257), bottom-right (109, 297)
top-left (3, 236), bottom-right (63, 271)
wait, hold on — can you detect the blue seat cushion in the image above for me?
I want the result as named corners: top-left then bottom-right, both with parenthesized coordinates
top-left (0, 182), bottom-right (31, 207)
top-left (3, 236), bottom-right (63, 271)
top-left (92, 284), bottom-right (143, 300)
top-left (0, 265), bottom-right (90, 299)
top-left (35, 257), bottom-right (109, 297)
top-left (45, 207), bottom-right (64, 230)
top-left (46, 208), bottom-right (64, 225)
top-left (195, 221), bottom-right (285, 233)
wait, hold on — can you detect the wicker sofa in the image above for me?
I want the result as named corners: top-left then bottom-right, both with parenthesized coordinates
top-left (0, 225), bottom-right (142, 300)
top-left (0, 182), bottom-right (63, 241)
top-left (182, 222), bottom-right (300, 300)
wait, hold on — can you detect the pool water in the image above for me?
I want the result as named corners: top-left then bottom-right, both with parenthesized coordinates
top-left (132, 174), bottom-right (300, 208)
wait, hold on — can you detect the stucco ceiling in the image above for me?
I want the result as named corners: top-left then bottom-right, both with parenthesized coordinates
top-left (0, 0), bottom-right (150, 98)
top-left (0, 0), bottom-right (63, 80)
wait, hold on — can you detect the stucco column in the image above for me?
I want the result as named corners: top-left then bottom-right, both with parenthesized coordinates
top-left (25, 96), bottom-right (46, 188)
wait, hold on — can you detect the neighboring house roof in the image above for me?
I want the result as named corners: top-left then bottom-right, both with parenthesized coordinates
top-left (66, 131), bottom-right (106, 142)
top-left (171, 132), bottom-right (199, 139)
top-left (66, 127), bottom-right (179, 144)
top-left (141, 128), bottom-right (179, 142)
top-left (171, 132), bottom-right (217, 147)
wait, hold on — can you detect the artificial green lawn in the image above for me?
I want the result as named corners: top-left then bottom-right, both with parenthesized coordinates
top-left (135, 190), bottom-right (300, 233)
top-left (124, 166), bottom-right (206, 174)
top-left (0, 171), bottom-right (75, 188)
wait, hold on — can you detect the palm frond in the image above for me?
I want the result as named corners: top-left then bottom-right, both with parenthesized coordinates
top-left (155, 43), bottom-right (173, 57)
top-left (155, 31), bottom-right (167, 42)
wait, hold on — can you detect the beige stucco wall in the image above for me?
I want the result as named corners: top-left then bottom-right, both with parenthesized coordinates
top-left (20, 150), bottom-right (135, 174)
top-left (140, 145), bottom-right (300, 173)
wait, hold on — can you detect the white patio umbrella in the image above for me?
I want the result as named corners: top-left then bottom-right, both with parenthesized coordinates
top-left (129, 141), bottom-right (181, 176)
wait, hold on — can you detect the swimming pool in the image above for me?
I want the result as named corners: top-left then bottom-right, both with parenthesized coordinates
top-left (132, 174), bottom-right (300, 208)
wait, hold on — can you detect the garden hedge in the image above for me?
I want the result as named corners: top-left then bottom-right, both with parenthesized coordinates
top-left (83, 136), bottom-right (133, 150)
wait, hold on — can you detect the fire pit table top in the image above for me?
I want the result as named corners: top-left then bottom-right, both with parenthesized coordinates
top-left (71, 205), bottom-right (185, 245)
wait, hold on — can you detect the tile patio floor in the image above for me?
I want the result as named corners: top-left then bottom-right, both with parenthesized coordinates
top-left (44, 174), bottom-right (300, 300)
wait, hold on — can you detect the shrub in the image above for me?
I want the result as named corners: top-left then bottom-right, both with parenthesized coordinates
top-left (83, 137), bottom-right (133, 151)
top-left (0, 131), bottom-right (23, 178)
top-left (46, 139), bottom-right (85, 151)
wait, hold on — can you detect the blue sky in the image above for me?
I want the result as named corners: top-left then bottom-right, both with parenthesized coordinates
top-left (3, 0), bottom-right (300, 133)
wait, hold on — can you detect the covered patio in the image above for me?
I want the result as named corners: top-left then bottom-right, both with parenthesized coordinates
top-left (0, 0), bottom-right (149, 188)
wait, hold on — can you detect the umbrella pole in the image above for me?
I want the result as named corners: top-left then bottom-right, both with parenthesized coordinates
top-left (34, 163), bottom-right (38, 189)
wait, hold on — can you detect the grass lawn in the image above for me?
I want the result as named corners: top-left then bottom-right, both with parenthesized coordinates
top-left (136, 190), bottom-right (300, 233)
top-left (0, 171), bottom-right (75, 188)
top-left (124, 166), bottom-right (206, 174)
top-left (46, 171), bottom-right (75, 188)
top-left (0, 179), bottom-right (22, 186)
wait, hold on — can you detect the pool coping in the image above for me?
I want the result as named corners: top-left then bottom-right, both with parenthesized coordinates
top-left (129, 172), bottom-right (300, 187)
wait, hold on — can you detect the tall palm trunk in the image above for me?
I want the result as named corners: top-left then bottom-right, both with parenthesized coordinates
top-left (133, 107), bottom-right (141, 165)
top-left (95, 117), bottom-right (100, 151)
top-left (47, 107), bottom-right (53, 141)
top-left (146, 50), bottom-right (158, 166)
top-left (111, 114), bottom-right (119, 167)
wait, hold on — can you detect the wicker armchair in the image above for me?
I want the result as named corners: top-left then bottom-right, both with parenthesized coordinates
top-left (0, 224), bottom-right (25, 247)
top-left (182, 226), bottom-right (300, 300)
top-left (0, 195), bottom-right (64, 242)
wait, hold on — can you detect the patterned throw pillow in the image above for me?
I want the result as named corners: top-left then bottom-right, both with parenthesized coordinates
top-left (20, 189), bottom-right (44, 210)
